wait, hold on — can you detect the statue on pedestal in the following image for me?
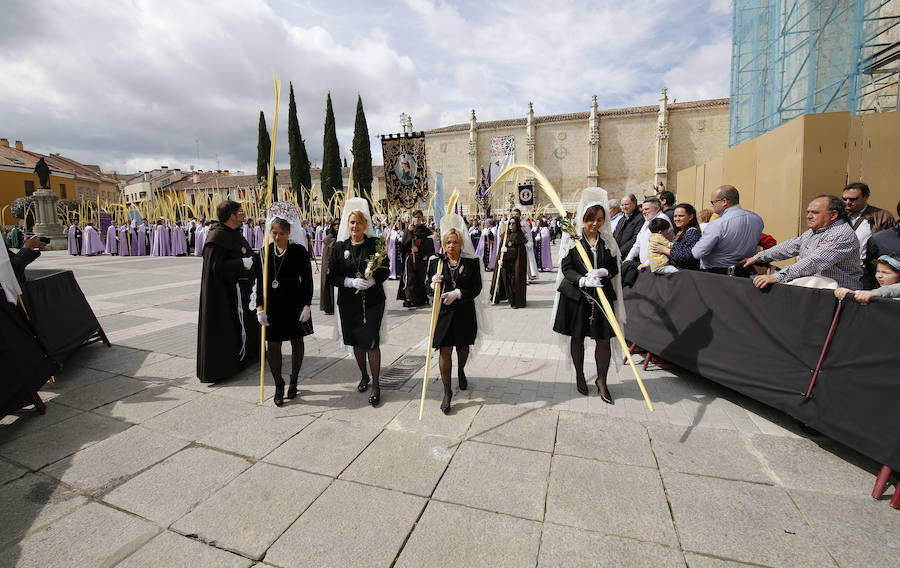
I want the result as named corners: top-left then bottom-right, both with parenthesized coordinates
top-left (33, 157), bottom-right (51, 189)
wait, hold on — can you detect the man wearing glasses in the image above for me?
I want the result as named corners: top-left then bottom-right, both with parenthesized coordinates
top-left (197, 200), bottom-right (258, 383)
top-left (691, 185), bottom-right (764, 277)
top-left (842, 182), bottom-right (894, 263)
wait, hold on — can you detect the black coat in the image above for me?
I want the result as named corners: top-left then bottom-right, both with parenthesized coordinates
top-left (196, 223), bottom-right (258, 382)
top-left (254, 242), bottom-right (314, 341)
top-left (398, 224), bottom-right (435, 304)
top-left (553, 237), bottom-right (618, 339)
top-left (327, 236), bottom-right (390, 347)
top-left (614, 211), bottom-right (643, 259)
top-left (427, 256), bottom-right (482, 347)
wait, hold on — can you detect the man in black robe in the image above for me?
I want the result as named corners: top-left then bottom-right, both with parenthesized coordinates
top-left (197, 200), bottom-right (258, 383)
top-left (397, 210), bottom-right (435, 308)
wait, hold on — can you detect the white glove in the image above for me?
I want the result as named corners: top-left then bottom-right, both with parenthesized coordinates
top-left (431, 273), bottom-right (443, 284)
top-left (362, 277), bottom-right (375, 290)
top-left (299, 306), bottom-right (311, 322)
top-left (535, 235), bottom-right (542, 241)
top-left (441, 289), bottom-right (462, 305)
top-left (579, 276), bottom-right (588, 288)
top-left (256, 311), bottom-right (269, 326)
top-left (584, 275), bottom-right (604, 288)
top-left (501, 246), bottom-right (508, 253)
top-left (242, 257), bottom-right (253, 270)
top-left (586, 268), bottom-right (608, 279)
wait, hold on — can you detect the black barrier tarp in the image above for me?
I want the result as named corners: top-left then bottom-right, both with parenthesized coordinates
top-left (624, 270), bottom-right (900, 471)
top-left (24, 269), bottom-right (101, 361)
top-left (0, 298), bottom-right (59, 417)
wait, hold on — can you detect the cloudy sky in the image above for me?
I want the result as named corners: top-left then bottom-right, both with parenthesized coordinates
top-left (0, 0), bottom-right (732, 174)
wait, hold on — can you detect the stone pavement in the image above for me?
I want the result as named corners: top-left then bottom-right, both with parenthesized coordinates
top-left (1, 250), bottom-right (897, 567)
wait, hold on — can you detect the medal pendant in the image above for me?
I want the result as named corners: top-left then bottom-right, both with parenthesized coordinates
top-left (272, 280), bottom-right (279, 289)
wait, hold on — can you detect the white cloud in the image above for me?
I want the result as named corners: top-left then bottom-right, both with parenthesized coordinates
top-left (0, 0), bottom-right (731, 172)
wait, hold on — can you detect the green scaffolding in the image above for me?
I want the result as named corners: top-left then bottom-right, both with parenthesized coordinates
top-left (729, 0), bottom-right (900, 146)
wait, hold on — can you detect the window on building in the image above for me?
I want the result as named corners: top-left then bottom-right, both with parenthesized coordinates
top-left (24, 180), bottom-right (34, 196)
top-left (60, 183), bottom-right (67, 198)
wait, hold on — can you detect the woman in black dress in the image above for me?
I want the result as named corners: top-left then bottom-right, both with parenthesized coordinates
top-left (426, 214), bottom-right (484, 414)
top-left (327, 198), bottom-right (390, 406)
top-left (490, 217), bottom-right (528, 308)
top-left (254, 213), bottom-right (314, 406)
top-left (552, 188), bottom-right (623, 403)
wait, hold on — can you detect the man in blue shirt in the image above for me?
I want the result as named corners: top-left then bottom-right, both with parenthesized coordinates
top-left (691, 185), bottom-right (763, 277)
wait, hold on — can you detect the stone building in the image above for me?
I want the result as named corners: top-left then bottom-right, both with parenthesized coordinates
top-left (421, 90), bottom-right (729, 211)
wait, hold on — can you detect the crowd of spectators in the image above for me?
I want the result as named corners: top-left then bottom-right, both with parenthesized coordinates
top-left (615, 182), bottom-right (898, 303)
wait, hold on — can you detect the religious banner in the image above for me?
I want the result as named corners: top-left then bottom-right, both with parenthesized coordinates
top-left (381, 132), bottom-right (429, 209)
top-left (489, 135), bottom-right (515, 182)
top-left (518, 183), bottom-right (534, 206)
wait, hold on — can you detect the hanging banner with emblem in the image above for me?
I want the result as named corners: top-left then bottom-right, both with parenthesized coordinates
top-left (517, 183), bottom-right (534, 206)
top-left (380, 132), bottom-right (429, 209)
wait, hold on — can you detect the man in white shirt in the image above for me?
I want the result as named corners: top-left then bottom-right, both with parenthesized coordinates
top-left (842, 182), bottom-right (895, 262)
top-left (625, 197), bottom-right (672, 265)
top-left (608, 200), bottom-right (623, 235)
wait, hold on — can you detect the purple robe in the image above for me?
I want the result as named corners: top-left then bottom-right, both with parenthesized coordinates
top-left (119, 226), bottom-right (134, 256)
top-left (386, 229), bottom-right (398, 279)
top-left (135, 224), bottom-right (148, 255)
top-left (536, 226), bottom-right (553, 270)
top-left (171, 226), bottom-right (188, 255)
top-left (253, 225), bottom-right (265, 251)
top-left (313, 226), bottom-right (324, 257)
top-left (81, 226), bottom-right (103, 255)
top-left (151, 225), bottom-right (171, 256)
top-left (241, 223), bottom-right (253, 248)
top-left (105, 225), bottom-right (118, 255)
top-left (194, 226), bottom-right (207, 256)
top-left (488, 226), bottom-right (501, 269)
top-left (67, 225), bottom-right (79, 255)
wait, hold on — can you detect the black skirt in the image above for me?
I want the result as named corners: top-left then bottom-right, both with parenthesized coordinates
top-left (432, 300), bottom-right (478, 347)
top-left (338, 299), bottom-right (384, 348)
top-left (552, 291), bottom-right (614, 340)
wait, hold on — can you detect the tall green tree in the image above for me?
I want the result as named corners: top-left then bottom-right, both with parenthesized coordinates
top-left (320, 92), bottom-right (343, 206)
top-left (256, 111), bottom-right (270, 185)
top-left (288, 83), bottom-right (312, 208)
top-left (351, 94), bottom-right (373, 196)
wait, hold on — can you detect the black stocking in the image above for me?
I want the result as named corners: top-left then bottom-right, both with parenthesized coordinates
top-left (456, 345), bottom-right (470, 384)
top-left (353, 346), bottom-right (370, 382)
top-left (290, 338), bottom-right (304, 379)
top-left (438, 347), bottom-right (453, 394)
top-left (594, 339), bottom-right (611, 396)
top-left (367, 347), bottom-right (381, 385)
top-left (570, 337), bottom-right (586, 390)
top-left (267, 341), bottom-right (284, 385)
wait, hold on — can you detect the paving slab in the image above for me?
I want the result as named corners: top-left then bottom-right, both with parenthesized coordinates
top-left (323, 391), bottom-right (415, 429)
top-left (43, 425), bottom-right (187, 495)
top-left (0, 458), bottom-right (27, 486)
top-left (45, 365), bottom-right (116, 390)
top-left (92, 384), bottom-right (203, 423)
top-left (0, 474), bottom-right (88, 549)
top-left (198, 405), bottom-right (316, 459)
top-left (171, 462), bottom-right (330, 560)
top-left (545, 454), bottom-right (677, 546)
top-left (681, 553), bottom-right (760, 567)
top-left (465, 403), bottom-right (558, 452)
top-left (555, 411), bottom-right (656, 468)
top-left (0, 411), bottom-right (130, 470)
top-left (264, 418), bottom-right (382, 477)
top-left (3, 502), bottom-right (159, 568)
top-left (664, 472), bottom-right (835, 567)
top-left (433, 441), bottom-right (550, 521)
top-left (68, 344), bottom-right (172, 377)
top-left (749, 434), bottom-right (876, 496)
top-left (0, 402), bottom-right (84, 444)
top-left (103, 446), bottom-right (252, 525)
top-left (131, 355), bottom-right (197, 382)
top-left (340, 429), bottom-right (454, 497)
top-left (386, 396), bottom-right (481, 439)
top-left (266, 479), bottom-right (425, 568)
top-left (538, 523), bottom-right (685, 567)
top-left (117, 530), bottom-right (254, 568)
top-left (49, 375), bottom-right (148, 411)
top-left (789, 488), bottom-right (900, 567)
top-left (647, 423), bottom-right (772, 483)
top-left (395, 500), bottom-right (541, 568)
top-left (141, 393), bottom-right (256, 441)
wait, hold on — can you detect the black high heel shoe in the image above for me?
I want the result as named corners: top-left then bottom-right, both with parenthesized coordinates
top-left (458, 372), bottom-right (468, 391)
top-left (595, 380), bottom-right (613, 404)
top-left (440, 392), bottom-right (452, 414)
top-left (368, 383), bottom-right (381, 406)
top-left (287, 373), bottom-right (299, 399)
top-left (274, 379), bottom-right (285, 407)
top-left (575, 376), bottom-right (589, 396)
top-left (357, 376), bottom-right (370, 393)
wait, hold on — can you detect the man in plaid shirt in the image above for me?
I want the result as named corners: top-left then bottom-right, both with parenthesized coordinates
top-left (743, 195), bottom-right (863, 289)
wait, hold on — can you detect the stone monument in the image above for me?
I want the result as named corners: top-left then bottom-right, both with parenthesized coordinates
top-left (31, 158), bottom-right (67, 250)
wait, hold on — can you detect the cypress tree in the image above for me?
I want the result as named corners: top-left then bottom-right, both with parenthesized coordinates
top-left (256, 111), bottom-right (270, 185)
top-left (320, 92), bottom-right (343, 205)
top-left (288, 83), bottom-right (312, 208)
top-left (351, 94), bottom-right (373, 196)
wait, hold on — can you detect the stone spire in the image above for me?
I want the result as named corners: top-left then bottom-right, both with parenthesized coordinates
top-left (526, 102), bottom-right (536, 166)
top-left (588, 95), bottom-right (600, 187)
top-left (400, 113), bottom-right (414, 134)
top-left (468, 109), bottom-right (478, 184)
top-left (655, 87), bottom-right (669, 188)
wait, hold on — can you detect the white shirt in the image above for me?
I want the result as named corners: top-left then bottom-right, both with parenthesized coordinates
top-left (609, 212), bottom-right (624, 235)
top-left (625, 211), bottom-right (672, 265)
top-left (848, 209), bottom-right (872, 262)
